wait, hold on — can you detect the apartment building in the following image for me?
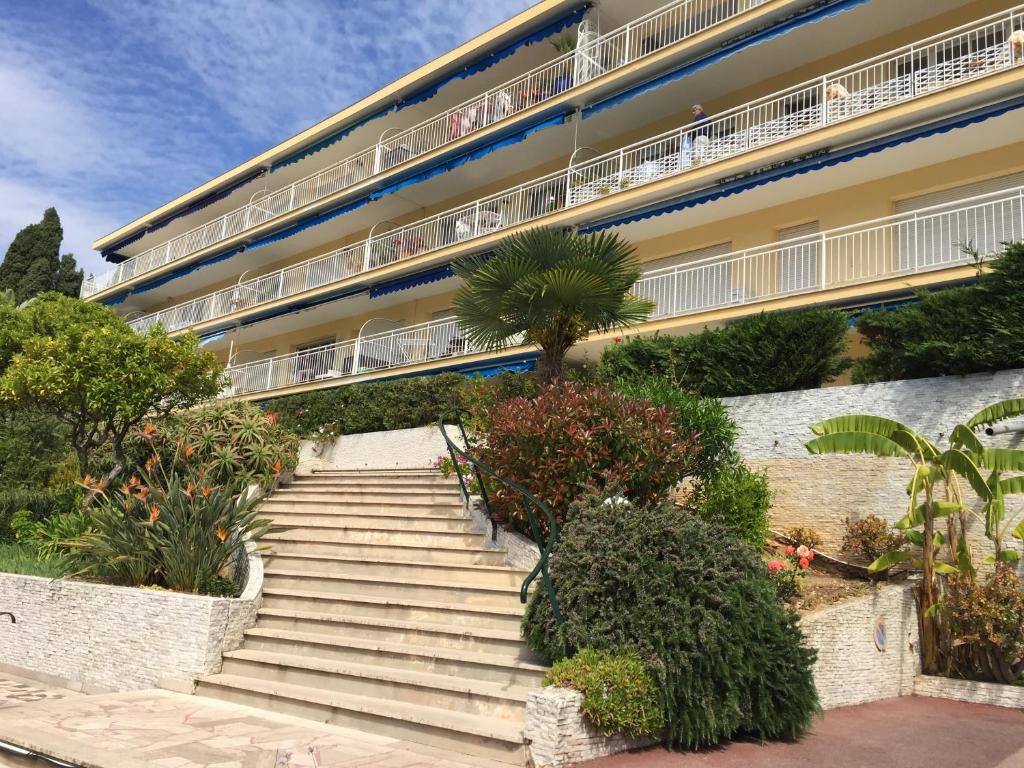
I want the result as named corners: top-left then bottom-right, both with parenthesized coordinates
top-left (87, 0), bottom-right (1024, 400)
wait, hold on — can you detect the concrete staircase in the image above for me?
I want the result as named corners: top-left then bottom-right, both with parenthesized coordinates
top-left (195, 468), bottom-right (544, 764)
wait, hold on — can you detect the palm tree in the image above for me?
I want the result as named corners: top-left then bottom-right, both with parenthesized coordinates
top-left (452, 227), bottom-right (654, 384)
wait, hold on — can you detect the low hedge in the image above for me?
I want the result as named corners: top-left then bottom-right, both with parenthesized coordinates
top-left (0, 489), bottom-right (77, 542)
top-left (599, 308), bottom-right (851, 397)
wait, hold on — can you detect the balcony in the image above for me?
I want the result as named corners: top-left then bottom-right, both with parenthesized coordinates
top-left (221, 183), bottom-right (1024, 399)
top-left (131, 5), bottom-right (1024, 338)
top-left (83, 0), bottom-right (781, 300)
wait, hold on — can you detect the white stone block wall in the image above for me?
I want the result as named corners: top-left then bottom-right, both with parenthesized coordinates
top-left (913, 675), bottom-right (1024, 708)
top-left (0, 547), bottom-right (263, 693)
top-left (801, 583), bottom-right (920, 709)
top-left (721, 368), bottom-right (1024, 554)
top-left (295, 425), bottom-right (450, 473)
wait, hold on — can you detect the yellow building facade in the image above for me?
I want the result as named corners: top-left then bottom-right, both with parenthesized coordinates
top-left (87, 0), bottom-right (1024, 400)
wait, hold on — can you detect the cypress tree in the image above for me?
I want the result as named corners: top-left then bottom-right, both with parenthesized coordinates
top-left (54, 253), bottom-right (84, 298)
top-left (0, 208), bottom-right (82, 303)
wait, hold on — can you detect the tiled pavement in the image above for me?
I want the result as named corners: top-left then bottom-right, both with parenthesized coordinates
top-left (0, 673), bottom-right (77, 710)
top-left (0, 687), bottom-right (511, 768)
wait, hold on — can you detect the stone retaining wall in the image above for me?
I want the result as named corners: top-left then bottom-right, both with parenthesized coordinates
top-left (296, 425), bottom-right (448, 473)
top-left (0, 546), bottom-right (262, 693)
top-left (913, 675), bottom-right (1024, 708)
top-left (722, 368), bottom-right (1024, 554)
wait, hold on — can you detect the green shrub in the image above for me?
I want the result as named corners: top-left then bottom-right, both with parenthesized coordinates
top-left (545, 648), bottom-right (664, 738)
top-left (766, 558), bottom-right (804, 602)
top-left (0, 408), bottom-right (70, 491)
top-left (266, 372), bottom-right (472, 436)
top-left (524, 495), bottom-right (819, 748)
top-left (841, 515), bottom-right (905, 563)
top-left (612, 377), bottom-right (736, 485)
top-left (0, 542), bottom-right (62, 577)
top-left (149, 401), bottom-right (299, 490)
top-left (477, 383), bottom-right (701, 535)
top-left (0, 488), bottom-right (77, 542)
top-left (786, 527), bottom-right (822, 550)
top-left (853, 242), bottom-right (1024, 382)
top-left (599, 308), bottom-right (851, 396)
top-left (687, 459), bottom-right (772, 549)
top-left (944, 566), bottom-right (1024, 684)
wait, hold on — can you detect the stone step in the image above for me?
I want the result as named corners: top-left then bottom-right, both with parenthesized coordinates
top-left (218, 649), bottom-right (532, 720)
top-left (260, 588), bottom-right (525, 631)
top-left (263, 536), bottom-right (508, 565)
top-left (311, 469), bottom-right (441, 479)
top-left (263, 511), bottom-right (477, 531)
top-left (262, 570), bottom-right (525, 607)
top-left (263, 491), bottom-right (464, 507)
top-left (262, 553), bottom-right (528, 588)
top-left (288, 478), bottom-right (459, 492)
top-left (260, 522), bottom-right (485, 548)
top-left (255, 608), bottom-right (530, 657)
top-left (242, 628), bottom-right (548, 685)
top-left (195, 674), bottom-right (525, 764)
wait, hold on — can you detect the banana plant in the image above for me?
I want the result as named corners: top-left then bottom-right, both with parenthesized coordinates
top-left (962, 398), bottom-right (1024, 564)
top-left (804, 414), bottom-right (985, 673)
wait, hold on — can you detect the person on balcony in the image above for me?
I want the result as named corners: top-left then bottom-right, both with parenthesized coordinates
top-left (691, 104), bottom-right (711, 164)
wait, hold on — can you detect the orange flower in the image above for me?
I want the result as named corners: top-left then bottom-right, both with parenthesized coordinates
top-left (96, 480), bottom-right (108, 492)
top-left (807, 550), bottom-right (815, 562)
top-left (265, 412), bottom-right (279, 426)
top-left (120, 483), bottom-right (132, 495)
top-left (184, 482), bottom-right (196, 496)
top-left (122, 499), bottom-right (133, 510)
top-left (137, 486), bottom-right (150, 500)
top-left (142, 423), bottom-right (156, 437)
top-left (215, 527), bottom-right (228, 542)
top-left (149, 505), bottom-right (160, 522)
top-left (201, 486), bottom-right (213, 498)
top-left (81, 474), bottom-right (95, 487)
top-left (197, 469), bottom-right (208, 479)
top-left (798, 557), bottom-right (810, 570)
top-left (272, 460), bottom-right (282, 476)
top-left (183, 444), bottom-right (194, 458)
top-left (129, 476), bottom-right (141, 488)
top-left (785, 545), bottom-right (795, 556)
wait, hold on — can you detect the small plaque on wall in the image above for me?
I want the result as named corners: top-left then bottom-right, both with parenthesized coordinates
top-left (874, 618), bottom-right (888, 652)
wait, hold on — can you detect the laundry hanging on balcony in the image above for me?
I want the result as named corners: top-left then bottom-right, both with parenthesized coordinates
top-left (582, 0), bottom-right (872, 120)
top-left (270, 3), bottom-right (590, 171)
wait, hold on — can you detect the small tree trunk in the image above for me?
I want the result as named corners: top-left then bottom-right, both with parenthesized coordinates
top-left (919, 489), bottom-right (940, 675)
top-left (537, 345), bottom-right (568, 386)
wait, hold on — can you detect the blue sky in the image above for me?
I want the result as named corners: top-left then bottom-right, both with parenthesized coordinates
top-left (0, 0), bottom-right (532, 277)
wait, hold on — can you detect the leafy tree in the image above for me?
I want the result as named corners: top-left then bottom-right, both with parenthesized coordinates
top-left (452, 227), bottom-right (653, 384)
top-left (0, 293), bottom-right (223, 487)
top-left (0, 209), bottom-right (84, 303)
top-left (853, 242), bottom-right (1024, 382)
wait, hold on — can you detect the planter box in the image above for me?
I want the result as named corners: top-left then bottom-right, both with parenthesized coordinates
top-left (0, 546), bottom-right (262, 693)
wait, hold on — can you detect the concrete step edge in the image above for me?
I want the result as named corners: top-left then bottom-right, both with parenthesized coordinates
top-left (197, 673), bottom-right (525, 745)
top-left (262, 552), bottom-right (528, 575)
top-left (255, 607), bottom-right (524, 641)
top-left (260, 587), bottom-right (525, 616)
top-left (263, 569), bottom-right (524, 594)
top-left (222, 648), bottom-right (535, 703)
top-left (243, 627), bottom-right (546, 672)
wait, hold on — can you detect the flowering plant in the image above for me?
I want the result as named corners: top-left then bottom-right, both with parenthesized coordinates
top-left (766, 545), bottom-right (815, 602)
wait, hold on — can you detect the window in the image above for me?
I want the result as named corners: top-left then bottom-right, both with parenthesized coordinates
top-left (776, 221), bottom-right (820, 294)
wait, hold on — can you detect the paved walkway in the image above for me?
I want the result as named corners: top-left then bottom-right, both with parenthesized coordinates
top-left (582, 697), bottom-right (1024, 768)
top-left (0, 688), bottom-right (509, 768)
top-left (0, 672), bottom-right (78, 710)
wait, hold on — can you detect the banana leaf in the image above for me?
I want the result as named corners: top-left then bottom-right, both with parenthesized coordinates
top-left (966, 398), bottom-right (1024, 429)
top-left (809, 414), bottom-right (911, 437)
top-left (950, 424), bottom-right (984, 454)
top-left (939, 449), bottom-right (992, 501)
top-left (805, 431), bottom-right (911, 459)
top-left (868, 549), bottom-right (909, 573)
top-left (895, 500), bottom-right (961, 530)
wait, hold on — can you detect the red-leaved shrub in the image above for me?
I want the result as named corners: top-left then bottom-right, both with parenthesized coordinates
top-left (476, 383), bottom-right (699, 534)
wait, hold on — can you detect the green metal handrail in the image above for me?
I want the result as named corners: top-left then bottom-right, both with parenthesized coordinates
top-left (438, 410), bottom-right (563, 625)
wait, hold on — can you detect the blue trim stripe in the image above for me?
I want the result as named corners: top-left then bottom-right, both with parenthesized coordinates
top-left (579, 95), bottom-right (1024, 234)
top-left (582, 0), bottom-right (872, 120)
top-left (269, 5), bottom-right (589, 171)
top-left (369, 265), bottom-right (455, 298)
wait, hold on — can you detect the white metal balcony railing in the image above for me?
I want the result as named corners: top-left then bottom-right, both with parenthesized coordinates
top-left (130, 7), bottom-right (1024, 337)
top-left (84, 0), bottom-right (777, 299)
top-left (221, 184), bottom-right (1024, 398)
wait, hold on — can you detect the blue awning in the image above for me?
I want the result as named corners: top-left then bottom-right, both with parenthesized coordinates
top-left (579, 95), bottom-right (1024, 234)
top-left (582, 0), bottom-right (871, 120)
top-left (270, 4), bottom-right (589, 171)
top-left (369, 264), bottom-right (456, 298)
top-left (102, 168), bottom-right (266, 262)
